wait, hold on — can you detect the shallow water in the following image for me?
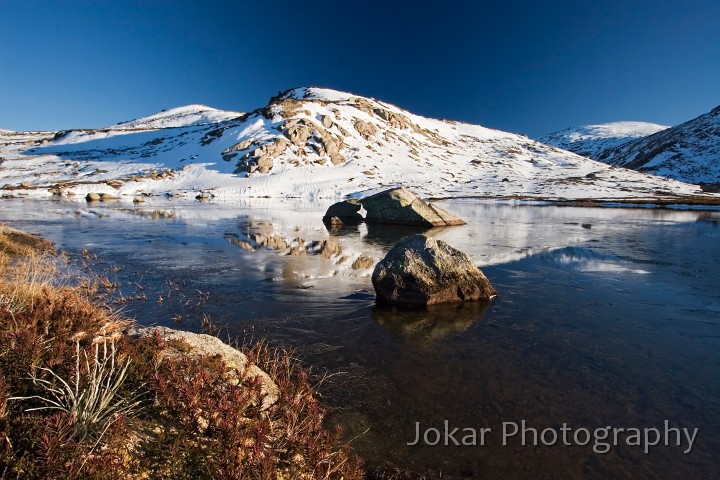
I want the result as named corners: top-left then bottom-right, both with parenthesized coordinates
top-left (2, 197), bottom-right (719, 479)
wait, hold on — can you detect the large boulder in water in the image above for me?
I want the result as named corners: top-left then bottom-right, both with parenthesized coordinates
top-left (360, 186), bottom-right (465, 227)
top-left (372, 234), bottom-right (496, 306)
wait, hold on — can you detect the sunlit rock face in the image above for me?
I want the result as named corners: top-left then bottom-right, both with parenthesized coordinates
top-left (360, 187), bottom-right (466, 227)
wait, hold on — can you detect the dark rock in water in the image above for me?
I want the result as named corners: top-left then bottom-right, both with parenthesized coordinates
top-left (322, 199), bottom-right (363, 225)
top-left (360, 186), bottom-right (465, 226)
top-left (372, 234), bottom-right (496, 306)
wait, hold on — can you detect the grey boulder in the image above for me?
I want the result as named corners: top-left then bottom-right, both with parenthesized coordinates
top-left (360, 186), bottom-right (465, 227)
top-left (372, 234), bottom-right (496, 306)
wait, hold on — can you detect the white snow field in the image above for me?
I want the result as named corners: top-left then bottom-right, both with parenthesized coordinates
top-left (0, 88), bottom-right (715, 203)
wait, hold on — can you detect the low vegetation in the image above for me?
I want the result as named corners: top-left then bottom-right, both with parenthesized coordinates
top-left (0, 225), bottom-right (363, 479)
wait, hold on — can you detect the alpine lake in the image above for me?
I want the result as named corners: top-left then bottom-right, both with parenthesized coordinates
top-left (2, 197), bottom-right (718, 479)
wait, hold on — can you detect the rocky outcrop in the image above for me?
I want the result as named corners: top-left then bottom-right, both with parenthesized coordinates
top-left (321, 114), bottom-right (333, 128)
top-left (282, 119), bottom-right (312, 146)
top-left (232, 113), bottom-right (347, 174)
top-left (372, 234), bottom-right (496, 306)
top-left (129, 326), bottom-right (279, 410)
top-left (322, 199), bottom-right (363, 225)
top-left (353, 119), bottom-right (377, 140)
top-left (233, 137), bottom-right (288, 174)
top-left (360, 186), bottom-right (466, 226)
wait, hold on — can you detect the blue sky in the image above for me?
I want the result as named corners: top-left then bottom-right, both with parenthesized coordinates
top-left (1, 0), bottom-right (718, 136)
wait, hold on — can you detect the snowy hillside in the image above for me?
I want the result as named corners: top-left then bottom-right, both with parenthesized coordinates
top-left (113, 105), bottom-right (242, 130)
top-left (0, 87), bottom-right (714, 202)
top-left (597, 106), bottom-right (720, 184)
top-left (538, 122), bottom-right (669, 160)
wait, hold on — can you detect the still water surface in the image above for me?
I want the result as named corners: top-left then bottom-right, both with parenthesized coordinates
top-left (1, 198), bottom-right (719, 479)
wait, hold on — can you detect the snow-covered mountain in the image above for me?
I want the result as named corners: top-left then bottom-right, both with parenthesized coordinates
top-left (538, 122), bottom-right (669, 160)
top-left (0, 87), bottom-right (713, 202)
top-left (112, 104), bottom-right (242, 130)
top-left (596, 106), bottom-right (720, 184)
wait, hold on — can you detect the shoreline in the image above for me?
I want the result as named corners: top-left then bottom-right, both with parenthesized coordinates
top-left (2, 188), bottom-right (720, 211)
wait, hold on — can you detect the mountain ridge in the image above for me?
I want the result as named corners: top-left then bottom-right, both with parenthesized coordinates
top-left (597, 105), bottom-right (720, 184)
top-left (0, 87), bottom-right (715, 203)
top-left (538, 122), bottom-right (669, 160)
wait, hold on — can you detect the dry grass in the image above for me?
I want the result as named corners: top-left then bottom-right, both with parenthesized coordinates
top-left (0, 227), bottom-right (364, 479)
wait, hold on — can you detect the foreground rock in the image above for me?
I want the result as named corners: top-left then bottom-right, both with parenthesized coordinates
top-left (360, 186), bottom-right (465, 226)
top-left (372, 234), bottom-right (496, 306)
top-left (0, 224), bottom-right (55, 254)
top-left (322, 198), bottom-right (363, 225)
top-left (129, 326), bottom-right (279, 409)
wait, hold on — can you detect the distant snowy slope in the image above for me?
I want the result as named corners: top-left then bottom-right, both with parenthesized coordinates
top-left (0, 87), bottom-right (712, 202)
top-left (113, 105), bottom-right (242, 130)
top-left (598, 106), bottom-right (720, 184)
top-left (539, 122), bottom-right (669, 159)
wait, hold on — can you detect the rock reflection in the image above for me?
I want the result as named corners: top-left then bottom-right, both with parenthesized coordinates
top-left (323, 222), bottom-right (363, 237)
top-left (372, 302), bottom-right (489, 341)
top-left (363, 223), bottom-right (445, 247)
top-left (223, 216), bottom-right (378, 285)
top-left (225, 230), bottom-right (344, 258)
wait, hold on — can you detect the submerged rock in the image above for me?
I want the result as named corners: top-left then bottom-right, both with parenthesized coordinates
top-left (373, 302), bottom-right (489, 340)
top-left (372, 234), bottom-right (496, 306)
top-left (322, 199), bottom-right (363, 225)
top-left (360, 186), bottom-right (465, 227)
